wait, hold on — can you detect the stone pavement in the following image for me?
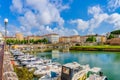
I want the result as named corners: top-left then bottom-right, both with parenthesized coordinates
top-left (3, 51), bottom-right (18, 80)
top-left (0, 44), bottom-right (18, 80)
top-left (0, 45), bottom-right (4, 80)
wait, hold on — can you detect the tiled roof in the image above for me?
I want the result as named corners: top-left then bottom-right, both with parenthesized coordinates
top-left (110, 38), bottom-right (120, 45)
top-left (60, 36), bottom-right (70, 38)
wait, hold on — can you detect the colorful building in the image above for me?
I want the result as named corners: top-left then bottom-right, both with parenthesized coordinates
top-left (70, 35), bottom-right (80, 43)
top-left (6, 37), bottom-right (16, 40)
top-left (59, 36), bottom-right (70, 43)
top-left (95, 35), bottom-right (106, 43)
top-left (0, 32), bottom-right (4, 44)
top-left (80, 36), bottom-right (88, 43)
top-left (44, 33), bottom-right (59, 44)
top-left (25, 35), bottom-right (43, 41)
top-left (107, 38), bottom-right (120, 45)
top-left (101, 36), bottom-right (107, 43)
top-left (15, 33), bottom-right (24, 41)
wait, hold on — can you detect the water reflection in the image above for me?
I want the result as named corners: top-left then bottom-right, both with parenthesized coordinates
top-left (37, 51), bottom-right (120, 80)
top-left (114, 53), bottom-right (120, 62)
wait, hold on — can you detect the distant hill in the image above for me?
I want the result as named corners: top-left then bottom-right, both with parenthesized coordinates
top-left (111, 30), bottom-right (120, 34)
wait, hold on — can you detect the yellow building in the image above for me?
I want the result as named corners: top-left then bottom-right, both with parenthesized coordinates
top-left (59, 36), bottom-right (70, 43)
top-left (25, 35), bottom-right (43, 41)
top-left (15, 33), bottom-right (24, 41)
top-left (70, 35), bottom-right (81, 43)
top-left (6, 37), bottom-right (16, 40)
top-left (101, 36), bottom-right (106, 43)
top-left (80, 36), bottom-right (89, 43)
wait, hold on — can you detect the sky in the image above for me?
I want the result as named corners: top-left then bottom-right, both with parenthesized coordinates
top-left (0, 0), bottom-right (120, 36)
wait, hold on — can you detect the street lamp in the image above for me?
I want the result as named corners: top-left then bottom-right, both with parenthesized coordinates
top-left (4, 18), bottom-right (8, 51)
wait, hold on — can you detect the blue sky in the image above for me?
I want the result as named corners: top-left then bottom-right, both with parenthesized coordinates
top-left (0, 0), bottom-right (120, 36)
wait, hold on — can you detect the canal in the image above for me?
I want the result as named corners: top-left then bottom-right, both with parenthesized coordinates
top-left (36, 51), bottom-right (120, 80)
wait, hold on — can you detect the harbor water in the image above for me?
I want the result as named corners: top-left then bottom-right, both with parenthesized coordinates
top-left (36, 51), bottom-right (120, 80)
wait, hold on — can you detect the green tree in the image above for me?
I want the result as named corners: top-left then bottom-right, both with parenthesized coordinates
top-left (29, 39), bottom-right (34, 44)
top-left (86, 36), bottom-right (96, 42)
top-left (14, 66), bottom-right (34, 80)
top-left (108, 34), bottom-right (114, 39)
top-left (111, 30), bottom-right (120, 34)
top-left (42, 38), bottom-right (48, 44)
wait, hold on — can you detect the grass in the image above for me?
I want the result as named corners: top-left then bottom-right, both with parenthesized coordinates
top-left (72, 45), bottom-right (120, 49)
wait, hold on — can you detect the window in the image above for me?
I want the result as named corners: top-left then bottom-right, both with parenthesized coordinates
top-left (62, 66), bottom-right (70, 75)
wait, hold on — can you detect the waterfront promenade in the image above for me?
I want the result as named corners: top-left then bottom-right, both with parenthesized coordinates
top-left (0, 44), bottom-right (4, 80)
top-left (0, 44), bottom-right (18, 80)
top-left (3, 51), bottom-right (18, 80)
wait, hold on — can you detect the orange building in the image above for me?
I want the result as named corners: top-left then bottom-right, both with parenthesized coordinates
top-left (15, 33), bottom-right (24, 41)
top-left (59, 36), bottom-right (70, 43)
top-left (26, 35), bottom-right (43, 41)
top-left (80, 36), bottom-right (88, 43)
top-left (70, 35), bottom-right (80, 43)
top-left (101, 36), bottom-right (107, 43)
top-left (59, 35), bottom-right (81, 43)
top-left (6, 37), bottom-right (16, 40)
top-left (107, 38), bottom-right (120, 45)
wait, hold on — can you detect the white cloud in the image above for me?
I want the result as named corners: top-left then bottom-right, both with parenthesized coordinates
top-left (72, 29), bottom-right (79, 35)
top-left (10, 0), bottom-right (23, 13)
top-left (49, 0), bottom-right (70, 11)
top-left (88, 5), bottom-right (103, 15)
top-left (70, 6), bottom-right (108, 33)
top-left (71, 5), bottom-right (120, 34)
top-left (18, 11), bottom-right (39, 31)
top-left (105, 13), bottom-right (120, 29)
top-left (108, 0), bottom-right (120, 11)
top-left (0, 24), bottom-right (16, 36)
top-left (10, 0), bottom-right (70, 36)
top-left (9, 0), bottom-right (120, 36)
top-left (0, 24), bottom-right (4, 34)
top-left (53, 28), bottom-right (78, 36)
top-left (88, 13), bottom-right (108, 32)
top-left (70, 19), bottom-right (89, 32)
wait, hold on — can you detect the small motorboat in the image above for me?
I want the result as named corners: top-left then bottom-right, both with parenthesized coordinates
top-left (39, 71), bottom-right (59, 80)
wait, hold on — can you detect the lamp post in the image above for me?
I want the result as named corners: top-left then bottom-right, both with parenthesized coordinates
top-left (4, 18), bottom-right (8, 51)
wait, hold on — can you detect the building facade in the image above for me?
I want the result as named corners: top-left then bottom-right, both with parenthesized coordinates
top-left (59, 36), bottom-right (70, 43)
top-left (106, 38), bottom-right (120, 45)
top-left (70, 35), bottom-right (80, 43)
top-left (60, 35), bottom-right (81, 43)
top-left (80, 36), bottom-right (88, 43)
top-left (6, 37), bottom-right (16, 40)
top-left (25, 35), bottom-right (43, 41)
top-left (44, 34), bottom-right (59, 44)
top-left (15, 33), bottom-right (24, 41)
top-left (96, 35), bottom-right (106, 43)
top-left (0, 32), bottom-right (4, 44)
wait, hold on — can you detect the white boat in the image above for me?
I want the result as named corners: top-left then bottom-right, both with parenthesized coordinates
top-left (39, 72), bottom-right (59, 80)
top-left (34, 63), bottom-right (61, 76)
top-left (34, 67), bottom-right (49, 76)
top-left (86, 74), bottom-right (108, 80)
top-left (26, 61), bottom-right (43, 68)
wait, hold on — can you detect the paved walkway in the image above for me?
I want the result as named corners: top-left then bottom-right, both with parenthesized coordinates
top-left (0, 44), bottom-right (18, 80)
top-left (0, 44), bottom-right (4, 80)
top-left (3, 51), bottom-right (18, 80)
